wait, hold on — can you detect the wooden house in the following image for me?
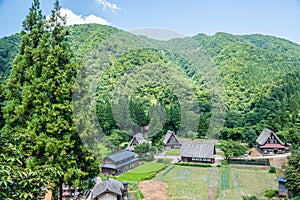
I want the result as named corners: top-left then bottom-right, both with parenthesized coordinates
top-left (92, 178), bottom-right (128, 200)
top-left (126, 133), bottom-right (146, 151)
top-left (180, 142), bottom-right (216, 164)
top-left (163, 130), bottom-right (181, 150)
top-left (101, 151), bottom-right (139, 176)
top-left (256, 129), bottom-right (285, 155)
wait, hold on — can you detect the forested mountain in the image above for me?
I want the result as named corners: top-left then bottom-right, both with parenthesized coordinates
top-left (1, 24), bottom-right (300, 148)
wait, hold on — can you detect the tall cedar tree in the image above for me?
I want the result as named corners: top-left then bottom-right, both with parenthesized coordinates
top-left (1, 0), bottom-right (99, 199)
top-left (285, 150), bottom-right (300, 197)
top-left (0, 1), bottom-right (59, 199)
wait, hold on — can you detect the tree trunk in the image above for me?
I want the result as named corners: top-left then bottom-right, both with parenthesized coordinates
top-left (59, 181), bottom-right (63, 200)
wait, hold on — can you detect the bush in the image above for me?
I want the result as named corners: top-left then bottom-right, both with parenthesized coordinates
top-left (141, 154), bottom-right (154, 162)
top-left (264, 189), bottom-right (278, 198)
top-left (268, 166), bottom-right (276, 173)
top-left (156, 158), bottom-right (172, 164)
top-left (242, 195), bottom-right (259, 200)
top-left (136, 189), bottom-right (144, 200)
top-left (222, 160), bottom-right (228, 165)
top-left (127, 181), bottom-right (139, 191)
top-left (216, 164), bottom-right (222, 167)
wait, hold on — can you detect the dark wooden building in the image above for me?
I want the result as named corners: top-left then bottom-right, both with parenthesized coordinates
top-left (180, 142), bottom-right (216, 164)
top-left (163, 130), bottom-right (181, 150)
top-left (277, 176), bottom-right (288, 198)
top-left (126, 133), bottom-right (146, 151)
top-left (101, 151), bottom-right (139, 176)
top-left (256, 129), bottom-right (285, 155)
top-left (92, 178), bottom-right (128, 200)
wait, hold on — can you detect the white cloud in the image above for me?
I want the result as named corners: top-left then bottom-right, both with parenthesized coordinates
top-left (95, 0), bottom-right (120, 11)
top-left (60, 8), bottom-right (110, 26)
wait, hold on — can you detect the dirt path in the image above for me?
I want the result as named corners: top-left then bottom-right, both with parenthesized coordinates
top-left (139, 180), bottom-right (168, 200)
top-left (208, 168), bottom-right (218, 200)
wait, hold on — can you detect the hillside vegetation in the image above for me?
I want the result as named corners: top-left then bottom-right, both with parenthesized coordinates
top-left (1, 24), bottom-right (300, 147)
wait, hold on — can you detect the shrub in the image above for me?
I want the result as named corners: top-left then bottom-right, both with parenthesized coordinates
top-left (242, 195), bottom-right (259, 200)
top-left (156, 158), bottom-right (164, 163)
top-left (141, 154), bottom-right (154, 162)
top-left (128, 181), bottom-right (139, 191)
top-left (216, 164), bottom-right (222, 167)
top-left (264, 189), bottom-right (278, 198)
top-left (175, 162), bottom-right (211, 167)
top-left (222, 160), bottom-right (228, 165)
top-left (136, 189), bottom-right (144, 200)
top-left (268, 166), bottom-right (276, 173)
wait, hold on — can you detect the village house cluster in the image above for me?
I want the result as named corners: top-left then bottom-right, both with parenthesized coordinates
top-left (59, 128), bottom-right (289, 200)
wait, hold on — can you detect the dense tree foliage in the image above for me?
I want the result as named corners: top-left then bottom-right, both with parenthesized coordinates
top-left (0, 1), bottom-right (99, 198)
top-left (1, 24), bottom-right (300, 145)
top-left (220, 140), bottom-right (248, 160)
top-left (285, 150), bottom-right (300, 197)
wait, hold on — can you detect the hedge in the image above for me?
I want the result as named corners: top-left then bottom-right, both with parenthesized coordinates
top-left (174, 162), bottom-right (212, 167)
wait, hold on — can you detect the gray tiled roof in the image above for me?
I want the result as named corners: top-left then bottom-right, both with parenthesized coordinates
top-left (102, 157), bottom-right (139, 170)
top-left (256, 128), bottom-right (284, 145)
top-left (181, 142), bottom-right (215, 158)
top-left (92, 178), bottom-right (124, 199)
top-left (163, 130), bottom-right (181, 145)
top-left (107, 150), bottom-right (137, 163)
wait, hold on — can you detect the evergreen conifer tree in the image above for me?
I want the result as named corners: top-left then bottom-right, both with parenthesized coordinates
top-left (1, 0), bottom-right (99, 199)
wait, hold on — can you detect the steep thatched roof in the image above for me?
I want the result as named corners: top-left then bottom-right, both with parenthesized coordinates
top-left (92, 178), bottom-right (124, 198)
top-left (163, 130), bottom-right (181, 145)
top-left (256, 128), bottom-right (284, 145)
top-left (126, 133), bottom-right (147, 151)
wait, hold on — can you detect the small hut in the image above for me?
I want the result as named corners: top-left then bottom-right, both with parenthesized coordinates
top-left (277, 176), bottom-right (288, 198)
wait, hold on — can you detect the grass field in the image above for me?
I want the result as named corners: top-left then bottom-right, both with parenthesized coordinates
top-left (154, 165), bottom-right (278, 200)
top-left (165, 149), bottom-right (181, 156)
top-left (117, 162), bottom-right (166, 181)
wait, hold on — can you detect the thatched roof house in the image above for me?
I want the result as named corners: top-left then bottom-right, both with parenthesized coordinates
top-left (163, 130), bottom-right (181, 150)
top-left (256, 129), bottom-right (285, 155)
top-left (181, 142), bottom-right (216, 164)
top-left (126, 133), bottom-right (146, 151)
top-left (92, 178), bottom-right (128, 200)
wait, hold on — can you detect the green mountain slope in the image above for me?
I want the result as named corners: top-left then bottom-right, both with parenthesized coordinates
top-left (1, 24), bottom-right (300, 146)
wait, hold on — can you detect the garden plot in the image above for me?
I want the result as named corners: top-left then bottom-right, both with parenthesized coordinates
top-left (216, 168), bottom-right (278, 200)
top-left (154, 166), bottom-right (210, 200)
top-left (117, 162), bottom-right (166, 181)
top-left (154, 166), bottom-right (278, 200)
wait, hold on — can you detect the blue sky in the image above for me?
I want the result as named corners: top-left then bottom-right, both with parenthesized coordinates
top-left (1, 0), bottom-right (300, 44)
